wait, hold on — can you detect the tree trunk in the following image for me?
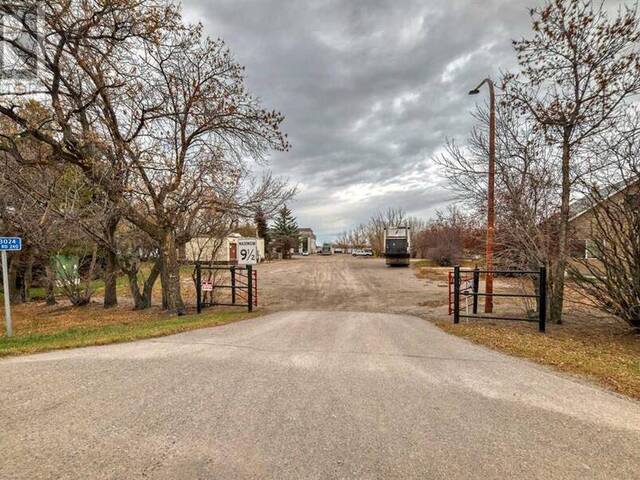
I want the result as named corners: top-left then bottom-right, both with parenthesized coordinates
top-left (23, 249), bottom-right (34, 302)
top-left (102, 214), bottom-right (120, 308)
top-left (124, 259), bottom-right (161, 310)
top-left (7, 256), bottom-right (20, 304)
top-left (159, 229), bottom-right (185, 315)
top-left (142, 258), bottom-right (162, 307)
top-left (73, 244), bottom-right (98, 306)
top-left (161, 259), bottom-right (168, 310)
top-left (103, 248), bottom-right (118, 308)
top-left (126, 269), bottom-right (145, 309)
top-left (44, 263), bottom-right (57, 305)
top-left (550, 133), bottom-right (572, 324)
top-left (125, 257), bottom-right (162, 310)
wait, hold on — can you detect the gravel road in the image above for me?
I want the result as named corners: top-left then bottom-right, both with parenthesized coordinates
top-left (256, 254), bottom-right (446, 316)
top-left (1, 256), bottom-right (639, 479)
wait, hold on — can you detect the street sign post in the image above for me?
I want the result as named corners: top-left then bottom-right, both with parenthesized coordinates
top-left (0, 237), bottom-right (22, 337)
top-left (237, 238), bottom-right (258, 265)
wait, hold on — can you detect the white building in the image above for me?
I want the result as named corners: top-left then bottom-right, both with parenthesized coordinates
top-left (298, 228), bottom-right (317, 254)
top-left (184, 233), bottom-right (265, 263)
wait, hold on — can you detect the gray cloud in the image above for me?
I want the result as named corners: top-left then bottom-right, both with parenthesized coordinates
top-left (182, 0), bottom-right (538, 242)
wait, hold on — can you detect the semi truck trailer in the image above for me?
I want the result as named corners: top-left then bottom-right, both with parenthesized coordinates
top-left (383, 226), bottom-right (411, 267)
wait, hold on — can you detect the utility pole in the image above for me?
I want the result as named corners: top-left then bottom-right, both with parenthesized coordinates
top-left (469, 78), bottom-right (495, 313)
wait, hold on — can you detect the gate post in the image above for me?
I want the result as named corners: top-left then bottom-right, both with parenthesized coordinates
top-left (196, 261), bottom-right (202, 314)
top-left (472, 266), bottom-right (480, 314)
top-left (253, 269), bottom-right (258, 307)
top-left (448, 272), bottom-right (452, 315)
top-left (230, 265), bottom-right (236, 304)
top-left (453, 265), bottom-right (460, 324)
top-left (247, 265), bottom-right (253, 312)
top-left (538, 265), bottom-right (546, 333)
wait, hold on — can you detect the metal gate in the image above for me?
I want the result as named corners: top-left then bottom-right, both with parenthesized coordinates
top-left (195, 262), bottom-right (257, 313)
top-left (451, 265), bottom-right (547, 332)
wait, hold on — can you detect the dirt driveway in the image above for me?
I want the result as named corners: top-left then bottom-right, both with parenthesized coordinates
top-left (255, 254), bottom-right (448, 316)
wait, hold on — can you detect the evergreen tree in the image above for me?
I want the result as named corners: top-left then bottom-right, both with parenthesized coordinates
top-left (255, 207), bottom-right (269, 244)
top-left (270, 205), bottom-right (299, 259)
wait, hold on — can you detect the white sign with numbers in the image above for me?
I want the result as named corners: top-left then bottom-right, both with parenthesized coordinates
top-left (237, 238), bottom-right (258, 265)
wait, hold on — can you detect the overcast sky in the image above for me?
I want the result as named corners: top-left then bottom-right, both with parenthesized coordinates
top-left (181, 0), bottom-right (541, 242)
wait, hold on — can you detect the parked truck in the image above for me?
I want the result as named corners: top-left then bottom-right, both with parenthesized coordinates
top-left (321, 243), bottom-right (333, 255)
top-left (383, 226), bottom-right (411, 267)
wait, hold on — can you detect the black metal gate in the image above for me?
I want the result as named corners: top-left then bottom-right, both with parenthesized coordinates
top-left (195, 262), bottom-right (257, 313)
top-left (452, 265), bottom-right (547, 332)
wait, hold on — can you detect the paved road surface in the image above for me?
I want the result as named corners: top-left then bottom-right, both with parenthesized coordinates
top-left (2, 310), bottom-right (639, 479)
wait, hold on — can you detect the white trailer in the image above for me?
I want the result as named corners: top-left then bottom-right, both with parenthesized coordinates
top-left (383, 226), bottom-right (411, 267)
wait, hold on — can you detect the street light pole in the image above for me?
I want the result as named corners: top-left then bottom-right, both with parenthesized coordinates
top-left (469, 78), bottom-right (495, 313)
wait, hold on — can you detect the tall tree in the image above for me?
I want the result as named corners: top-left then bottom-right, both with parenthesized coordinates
top-left (0, 1), bottom-right (290, 314)
top-left (569, 109), bottom-right (640, 329)
top-left (438, 102), bottom-right (560, 303)
top-left (270, 205), bottom-right (299, 259)
top-left (503, 0), bottom-right (640, 323)
top-left (366, 207), bottom-right (407, 256)
top-left (255, 207), bottom-right (269, 246)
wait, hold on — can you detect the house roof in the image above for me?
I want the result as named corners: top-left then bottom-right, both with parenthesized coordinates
top-left (298, 228), bottom-right (316, 237)
top-left (569, 177), bottom-right (640, 223)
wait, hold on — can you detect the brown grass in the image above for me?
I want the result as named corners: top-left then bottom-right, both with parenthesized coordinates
top-left (418, 299), bottom-right (449, 308)
top-left (3, 301), bottom-right (173, 337)
top-left (436, 312), bottom-right (640, 400)
top-left (413, 265), bottom-right (450, 281)
top-left (415, 265), bottom-right (640, 400)
top-left (0, 268), bottom-right (255, 357)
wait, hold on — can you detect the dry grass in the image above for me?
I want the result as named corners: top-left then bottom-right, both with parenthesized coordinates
top-left (415, 265), bottom-right (640, 400)
top-left (0, 266), bottom-right (252, 357)
top-left (0, 301), bottom-right (255, 357)
top-left (4, 301), bottom-right (167, 337)
top-left (413, 265), bottom-right (450, 282)
top-left (0, 266), bottom-right (256, 357)
top-left (436, 310), bottom-right (640, 400)
top-left (418, 299), bottom-right (449, 308)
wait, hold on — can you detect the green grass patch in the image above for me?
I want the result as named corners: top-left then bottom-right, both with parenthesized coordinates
top-left (0, 310), bottom-right (255, 357)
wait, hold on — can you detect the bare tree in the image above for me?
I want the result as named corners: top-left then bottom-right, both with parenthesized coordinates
top-left (503, 0), bottom-right (640, 323)
top-left (366, 207), bottom-right (408, 256)
top-left (0, 150), bottom-right (99, 306)
top-left (0, 1), bottom-right (290, 314)
top-left (569, 110), bottom-right (640, 328)
top-left (413, 206), bottom-right (477, 266)
top-left (439, 102), bottom-right (560, 274)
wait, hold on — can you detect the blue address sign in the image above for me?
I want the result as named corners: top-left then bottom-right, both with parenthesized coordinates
top-left (0, 237), bottom-right (22, 251)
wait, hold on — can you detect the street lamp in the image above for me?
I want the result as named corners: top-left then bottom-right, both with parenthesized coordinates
top-left (469, 78), bottom-right (495, 314)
